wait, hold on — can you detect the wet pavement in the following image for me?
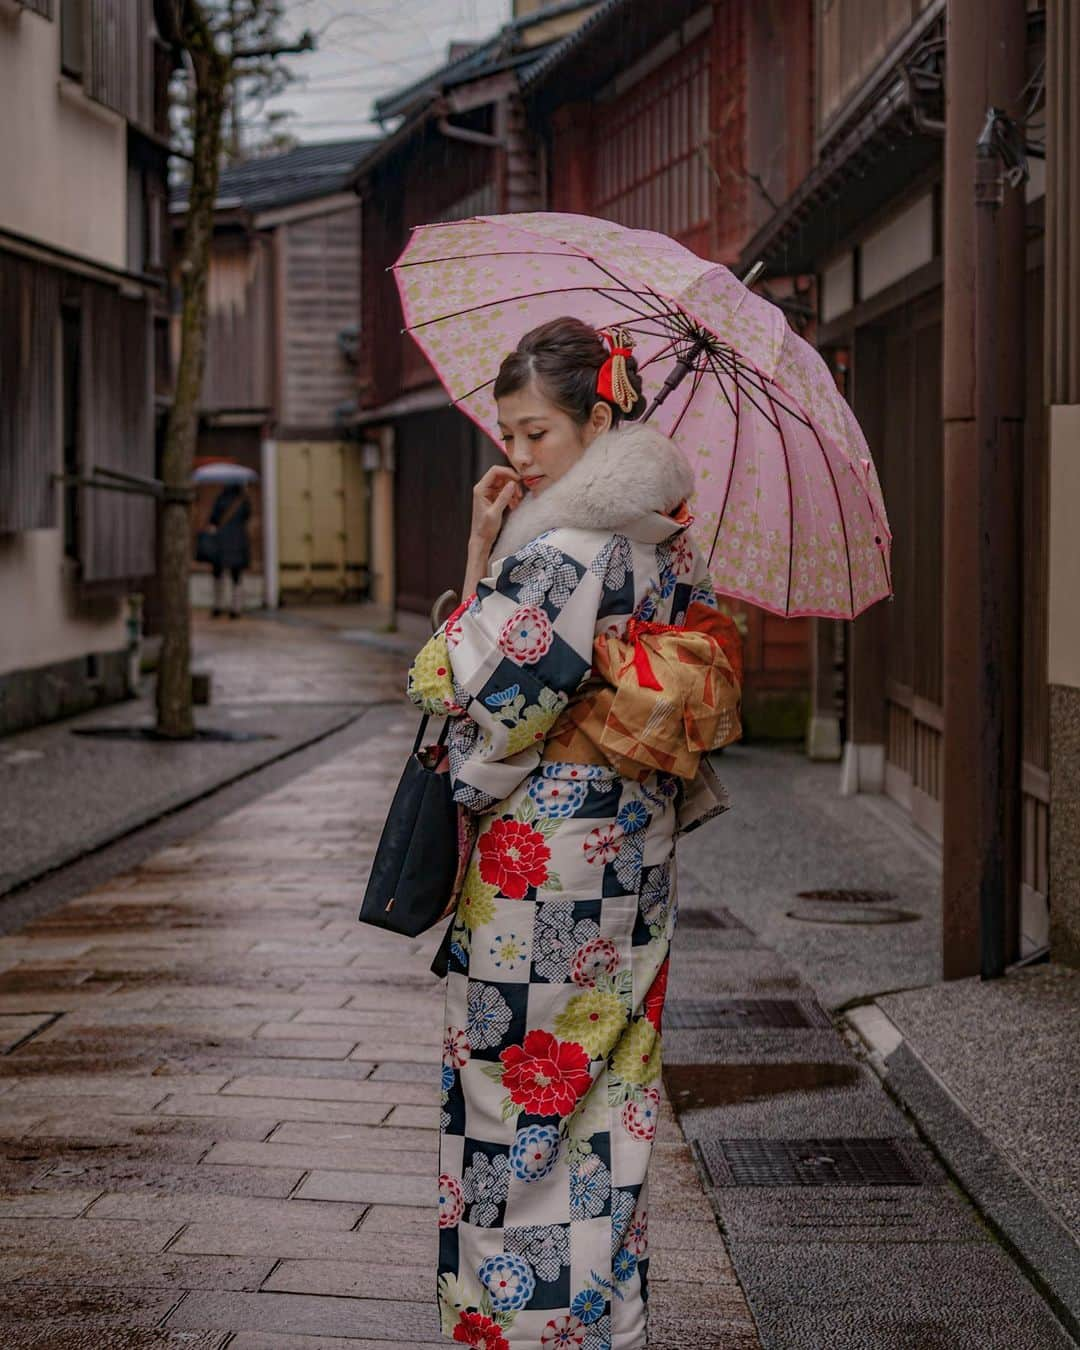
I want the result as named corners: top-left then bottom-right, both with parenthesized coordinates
top-left (0, 614), bottom-right (1075, 1347)
top-left (0, 623), bottom-right (760, 1349)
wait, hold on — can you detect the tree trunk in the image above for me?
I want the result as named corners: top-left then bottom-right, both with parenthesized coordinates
top-left (156, 36), bottom-right (229, 738)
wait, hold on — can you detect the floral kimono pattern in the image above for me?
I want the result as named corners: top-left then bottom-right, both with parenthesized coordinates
top-left (409, 521), bottom-right (726, 1350)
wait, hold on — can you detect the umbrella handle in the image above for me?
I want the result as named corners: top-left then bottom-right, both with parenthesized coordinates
top-left (642, 335), bottom-right (709, 423)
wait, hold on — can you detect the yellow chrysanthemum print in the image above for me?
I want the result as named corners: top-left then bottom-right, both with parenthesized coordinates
top-left (504, 703), bottom-right (560, 756)
top-left (554, 989), bottom-right (628, 1059)
top-left (611, 1017), bottom-right (661, 1085)
top-left (457, 862), bottom-right (496, 930)
top-left (407, 632), bottom-right (462, 715)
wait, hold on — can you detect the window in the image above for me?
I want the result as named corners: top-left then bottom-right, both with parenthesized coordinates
top-left (60, 0), bottom-right (85, 81)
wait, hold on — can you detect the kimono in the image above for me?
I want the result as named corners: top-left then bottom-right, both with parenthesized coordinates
top-left (407, 423), bottom-right (742, 1350)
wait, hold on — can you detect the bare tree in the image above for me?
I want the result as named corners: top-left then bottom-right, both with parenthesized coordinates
top-left (156, 1), bottom-right (313, 738)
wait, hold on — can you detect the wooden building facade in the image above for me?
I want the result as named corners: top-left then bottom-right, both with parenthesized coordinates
top-left (742, 0), bottom-right (1056, 970)
top-left (173, 140), bottom-right (375, 609)
top-left (0, 0), bottom-right (172, 734)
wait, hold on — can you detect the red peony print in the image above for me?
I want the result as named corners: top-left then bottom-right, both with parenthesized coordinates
top-left (478, 817), bottom-right (551, 899)
top-left (500, 1029), bottom-right (592, 1117)
top-left (643, 957), bottom-right (670, 1032)
top-left (453, 1311), bottom-right (510, 1350)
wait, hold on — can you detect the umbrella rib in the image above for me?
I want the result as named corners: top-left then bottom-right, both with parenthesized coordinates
top-left (637, 335), bottom-right (681, 371)
top-left (404, 285), bottom-right (656, 332)
top-left (452, 373), bottom-right (498, 405)
top-left (805, 419), bottom-right (856, 618)
top-left (394, 250), bottom-right (579, 269)
top-left (668, 357), bottom-right (706, 441)
top-left (704, 350), bottom-right (740, 570)
top-left (761, 383), bottom-right (796, 615)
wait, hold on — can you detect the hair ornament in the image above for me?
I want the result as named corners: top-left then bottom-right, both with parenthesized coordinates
top-left (597, 327), bottom-right (637, 414)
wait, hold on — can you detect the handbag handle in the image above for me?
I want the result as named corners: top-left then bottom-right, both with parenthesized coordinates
top-left (412, 713), bottom-right (451, 757)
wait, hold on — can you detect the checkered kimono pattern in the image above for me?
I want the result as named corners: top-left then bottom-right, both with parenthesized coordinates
top-left (409, 523), bottom-right (718, 1350)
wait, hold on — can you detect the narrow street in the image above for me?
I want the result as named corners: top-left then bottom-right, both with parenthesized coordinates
top-left (0, 619), bottom-right (759, 1349)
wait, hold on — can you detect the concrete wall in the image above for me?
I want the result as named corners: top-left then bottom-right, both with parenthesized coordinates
top-left (0, 7), bottom-right (127, 267)
top-left (0, 529), bottom-right (124, 677)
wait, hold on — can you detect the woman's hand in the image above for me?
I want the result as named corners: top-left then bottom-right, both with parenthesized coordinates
top-left (463, 465), bottom-right (521, 598)
top-left (470, 465), bottom-right (522, 551)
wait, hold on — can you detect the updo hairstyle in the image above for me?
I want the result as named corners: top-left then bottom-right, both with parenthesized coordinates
top-left (492, 316), bottom-right (647, 425)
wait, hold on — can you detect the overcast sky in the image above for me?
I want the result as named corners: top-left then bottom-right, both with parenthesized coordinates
top-left (256, 0), bottom-right (512, 145)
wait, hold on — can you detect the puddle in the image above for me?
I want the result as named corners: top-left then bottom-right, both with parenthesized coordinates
top-left (664, 1061), bottom-right (861, 1109)
top-left (786, 904), bottom-right (921, 925)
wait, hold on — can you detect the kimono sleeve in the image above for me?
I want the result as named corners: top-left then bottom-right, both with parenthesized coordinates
top-left (410, 531), bottom-right (606, 811)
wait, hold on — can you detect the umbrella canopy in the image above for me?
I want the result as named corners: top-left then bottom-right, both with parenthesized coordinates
top-left (192, 462), bottom-right (259, 485)
top-left (393, 212), bottom-right (892, 620)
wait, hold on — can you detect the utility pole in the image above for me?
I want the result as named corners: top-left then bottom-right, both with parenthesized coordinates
top-left (941, 0), bottom-right (1026, 978)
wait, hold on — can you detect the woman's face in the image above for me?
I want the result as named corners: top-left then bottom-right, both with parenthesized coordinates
top-left (496, 378), bottom-right (611, 496)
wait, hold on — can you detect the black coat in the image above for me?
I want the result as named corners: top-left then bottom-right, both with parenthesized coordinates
top-left (209, 486), bottom-right (252, 571)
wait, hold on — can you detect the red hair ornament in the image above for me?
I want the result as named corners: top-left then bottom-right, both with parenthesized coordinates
top-left (597, 328), bottom-right (638, 414)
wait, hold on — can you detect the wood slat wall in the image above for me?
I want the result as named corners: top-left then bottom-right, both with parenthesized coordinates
top-left (0, 252), bottom-right (60, 533)
top-left (86, 0), bottom-right (152, 129)
top-left (281, 205), bottom-right (362, 428)
top-left (200, 235), bottom-right (274, 413)
top-left (816, 0), bottom-right (932, 139)
top-left (79, 283), bottom-right (155, 582)
top-left (1046, 0), bottom-right (1080, 403)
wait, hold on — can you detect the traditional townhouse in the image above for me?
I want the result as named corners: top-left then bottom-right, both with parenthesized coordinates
top-left (0, 0), bottom-right (172, 734)
top-left (171, 139), bottom-right (376, 609)
top-left (742, 0), bottom-right (1062, 971)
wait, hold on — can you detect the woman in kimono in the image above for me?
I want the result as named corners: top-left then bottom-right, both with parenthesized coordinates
top-left (408, 317), bottom-right (742, 1350)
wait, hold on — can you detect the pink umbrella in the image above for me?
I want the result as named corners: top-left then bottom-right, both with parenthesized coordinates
top-left (393, 211), bottom-right (892, 620)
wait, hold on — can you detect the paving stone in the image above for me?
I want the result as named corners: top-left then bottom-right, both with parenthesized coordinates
top-left (166, 1289), bottom-right (443, 1340)
top-left (171, 1223), bottom-right (432, 1265)
top-left (27, 1112), bottom-right (276, 1145)
top-left (28, 1160), bottom-right (305, 1200)
top-left (263, 1258), bottom-right (432, 1300)
top-left (200, 1140), bottom-right (434, 1177)
top-left (0, 1329), bottom-right (227, 1349)
top-left (294, 1170), bottom-right (433, 1208)
top-left (266, 1121), bottom-right (434, 1153)
top-left (0, 1251), bottom-right (275, 1291)
top-left (379, 1105), bottom-right (440, 1130)
top-left (358, 1205), bottom-right (439, 1238)
top-left (0, 1284), bottom-right (178, 1326)
top-left (221, 1075), bottom-right (436, 1106)
top-left (227, 1336), bottom-right (444, 1350)
top-left (0, 1190), bottom-right (103, 1218)
top-left (156, 1093), bottom-right (388, 1127)
top-left (0, 1217), bottom-right (180, 1256)
top-left (85, 1193), bottom-right (366, 1228)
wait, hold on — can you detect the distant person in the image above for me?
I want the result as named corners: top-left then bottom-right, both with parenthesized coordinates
top-left (206, 483), bottom-right (251, 619)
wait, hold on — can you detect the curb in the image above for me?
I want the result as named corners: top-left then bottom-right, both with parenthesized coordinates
top-left (848, 1005), bottom-right (1080, 1345)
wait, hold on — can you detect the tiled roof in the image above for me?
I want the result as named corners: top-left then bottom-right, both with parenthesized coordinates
top-left (373, 0), bottom-right (598, 122)
top-left (173, 138), bottom-right (378, 214)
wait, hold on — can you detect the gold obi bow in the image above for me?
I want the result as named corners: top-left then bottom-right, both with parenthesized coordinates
top-left (545, 601), bottom-right (743, 781)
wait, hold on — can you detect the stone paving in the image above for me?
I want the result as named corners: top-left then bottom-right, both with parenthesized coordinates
top-left (0, 696), bottom-right (761, 1349)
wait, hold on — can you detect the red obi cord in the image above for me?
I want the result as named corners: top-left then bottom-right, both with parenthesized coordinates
top-left (624, 616), bottom-right (690, 691)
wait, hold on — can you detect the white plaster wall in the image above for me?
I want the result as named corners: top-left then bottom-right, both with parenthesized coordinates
top-left (860, 193), bottom-right (934, 301)
top-left (0, 8), bottom-right (127, 267)
top-left (1048, 404), bottom-right (1080, 690)
top-left (0, 529), bottom-right (125, 675)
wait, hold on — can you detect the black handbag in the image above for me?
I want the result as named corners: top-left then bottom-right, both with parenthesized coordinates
top-left (358, 715), bottom-right (458, 938)
top-left (195, 529), bottom-right (220, 565)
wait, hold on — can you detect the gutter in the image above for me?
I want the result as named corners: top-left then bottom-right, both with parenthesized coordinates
top-left (0, 224), bottom-right (163, 294)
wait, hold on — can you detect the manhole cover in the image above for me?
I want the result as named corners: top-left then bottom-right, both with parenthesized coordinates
top-left (72, 727), bottom-right (275, 743)
top-left (695, 1137), bottom-right (926, 1187)
top-left (796, 888), bottom-right (897, 904)
top-left (665, 999), bottom-right (832, 1030)
top-left (678, 908), bottom-right (746, 931)
top-left (787, 905), bottom-right (920, 926)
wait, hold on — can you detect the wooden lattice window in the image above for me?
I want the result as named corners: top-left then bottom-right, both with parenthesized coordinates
top-left (592, 42), bottom-right (712, 247)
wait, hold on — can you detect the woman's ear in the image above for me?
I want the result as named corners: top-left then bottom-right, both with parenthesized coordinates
top-left (585, 401), bottom-right (613, 444)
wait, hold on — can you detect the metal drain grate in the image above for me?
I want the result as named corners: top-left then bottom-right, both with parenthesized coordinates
top-left (678, 908), bottom-right (746, 930)
top-left (665, 999), bottom-right (831, 1030)
top-left (796, 888), bottom-right (897, 904)
top-left (696, 1137), bottom-right (926, 1188)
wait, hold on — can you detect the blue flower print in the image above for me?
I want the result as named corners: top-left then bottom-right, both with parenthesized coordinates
top-left (467, 982), bottom-right (512, 1050)
top-left (635, 591), bottom-right (658, 623)
top-left (613, 1247), bottom-right (638, 1283)
top-left (441, 1065), bottom-right (455, 1093)
top-left (462, 1149), bottom-right (510, 1227)
top-left (477, 1251), bottom-right (536, 1311)
top-left (615, 799), bottom-right (650, 833)
top-left (569, 1154), bottom-right (611, 1221)
top-left (489, 931), bottom-right (529, 972)
top-left (510, 1123), bottom-right (561, 1183)
top-left (571, 1288), bottom-right (606, 1324)
top-left (529, 775), bottom-right (587, 819)
top-left (485, 684), bottom-right (521, 709)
